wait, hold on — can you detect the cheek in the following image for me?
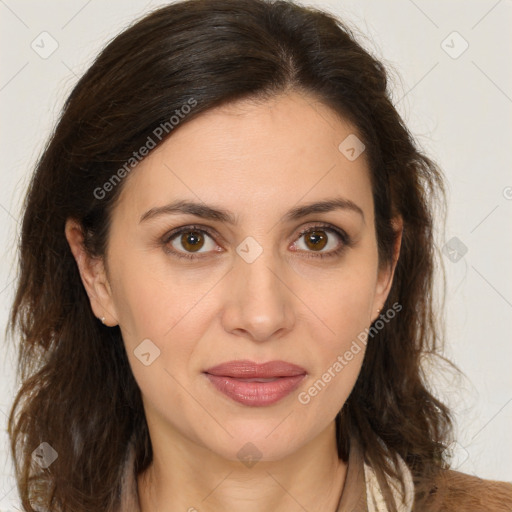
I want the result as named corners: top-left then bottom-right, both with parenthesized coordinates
top-left (300, 254), bottom-right (378, 342)
top-left (109, 250), bottom-right (216, 344)
top-left (296, 301), bottom-right (370, 423)
top-left (108, 254), bottom-right (224, 404)
top-left (295, 257), bottom-right (378, 409)
top-left (111, 265), bottom-right (209, 422)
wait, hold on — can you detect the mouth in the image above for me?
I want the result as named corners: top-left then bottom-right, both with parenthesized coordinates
top-left (203, 360), bottom-right (307, 407)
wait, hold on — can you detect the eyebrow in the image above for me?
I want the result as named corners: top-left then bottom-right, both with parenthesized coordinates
top-left (139, 197), bottom-right (365, 225)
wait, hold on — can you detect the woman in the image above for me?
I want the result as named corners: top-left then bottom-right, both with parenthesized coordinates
top-left (7, 0), bottom-right (512, 511)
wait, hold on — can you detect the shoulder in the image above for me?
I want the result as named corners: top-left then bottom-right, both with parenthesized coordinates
top-left (418, 468), bottom-right (512, 512)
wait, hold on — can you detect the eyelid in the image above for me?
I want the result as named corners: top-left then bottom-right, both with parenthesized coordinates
top-left (294, 222), bottom-right (350, 244)
top-left (161, 221), bottom-right (351, 259)
top-left (161, 224), bottom-right (222, 260)
top-left (162, 224), bottom-right (220, 244)
top-left (290, 222), bottom-right (351, 259)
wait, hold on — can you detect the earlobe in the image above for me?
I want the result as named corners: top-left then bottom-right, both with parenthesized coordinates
top-left (64, 218), bottom-right (118, 326)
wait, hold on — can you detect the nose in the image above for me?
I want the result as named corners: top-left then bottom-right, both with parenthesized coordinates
top-left (220, 246), bottom-right (295, 343)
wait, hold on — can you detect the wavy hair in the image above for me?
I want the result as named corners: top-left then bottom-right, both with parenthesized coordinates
top-left (8, 0), bottom-right (453, 510)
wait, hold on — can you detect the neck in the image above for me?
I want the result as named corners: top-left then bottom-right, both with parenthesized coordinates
top-left (137, 420), bottom-right (347, 512)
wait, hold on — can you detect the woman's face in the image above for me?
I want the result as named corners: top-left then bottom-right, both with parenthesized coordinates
top-left (81, 91), bottom-right (399, 462)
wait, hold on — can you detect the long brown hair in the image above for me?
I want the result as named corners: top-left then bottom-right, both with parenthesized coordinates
top-left (8, 0), bottom-right (453, 510)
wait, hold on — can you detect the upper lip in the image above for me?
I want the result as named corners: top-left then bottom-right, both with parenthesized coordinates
top-left (204, 360), bottom-right (307, 378)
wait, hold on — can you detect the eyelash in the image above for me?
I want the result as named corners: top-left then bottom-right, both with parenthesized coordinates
top-left (161, 223), bottom-right (352, 261)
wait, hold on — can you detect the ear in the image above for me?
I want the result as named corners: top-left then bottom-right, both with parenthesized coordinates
top-left (371, 216), bottom-right (403, 322)
top-left (64, 218), bottom-right (119, 326)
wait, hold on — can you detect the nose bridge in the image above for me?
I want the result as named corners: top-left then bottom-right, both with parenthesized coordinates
top-left (238, 248), bottom-right (280, 303)
top-left (222, 237), bottom-right (294, 340)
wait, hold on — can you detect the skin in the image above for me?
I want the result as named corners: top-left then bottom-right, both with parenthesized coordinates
top-left (66, 90), bottom-right (402, 512)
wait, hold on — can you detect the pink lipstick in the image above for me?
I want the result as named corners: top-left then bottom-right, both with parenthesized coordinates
top-left (204, 360), bottom-right (307, 407)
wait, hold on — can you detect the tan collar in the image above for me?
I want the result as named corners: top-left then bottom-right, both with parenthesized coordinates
top-left (116, 437), bottom-right (412, 512)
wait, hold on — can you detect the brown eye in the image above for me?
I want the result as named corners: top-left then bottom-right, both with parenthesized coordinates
top-left (167, 228), bottom-right (217, 255)
top-left (304, 230), bottom-right (328, 251)
top-left (293, 225), bottom-right (347, 257)
top-left (179, 231), bottom-right (205, 252)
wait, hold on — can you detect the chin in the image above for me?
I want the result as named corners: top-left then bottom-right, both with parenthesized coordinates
top-left (200, 421), bottom-right (311, 464)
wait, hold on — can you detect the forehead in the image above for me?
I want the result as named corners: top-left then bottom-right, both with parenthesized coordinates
top-left (112, 91), bottom-right (374, 225)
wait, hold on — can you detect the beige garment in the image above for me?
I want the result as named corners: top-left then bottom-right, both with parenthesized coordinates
top-left (363, 451), bottom-right (415, 512)
top-left (117, 437), bottom-right (415, 512)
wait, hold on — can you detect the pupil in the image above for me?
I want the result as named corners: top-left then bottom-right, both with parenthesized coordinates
top-left (307, 231), bottom-right (327, 250)
top-left (182, 231), bottom-right (203, 252)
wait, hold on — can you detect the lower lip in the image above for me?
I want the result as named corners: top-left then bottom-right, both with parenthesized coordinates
top-left (204, 373), bottom-right (306, 407)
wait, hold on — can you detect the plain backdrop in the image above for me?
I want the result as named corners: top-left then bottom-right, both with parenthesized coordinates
top-left (1, 0), bottom-right (511, 508)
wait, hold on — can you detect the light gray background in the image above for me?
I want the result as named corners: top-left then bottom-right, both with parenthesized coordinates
top-left (1, 0), bottom-right (511, 508)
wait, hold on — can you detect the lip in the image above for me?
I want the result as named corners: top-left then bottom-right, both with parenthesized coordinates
top-left (204, 360), bottom-right (307, 407)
